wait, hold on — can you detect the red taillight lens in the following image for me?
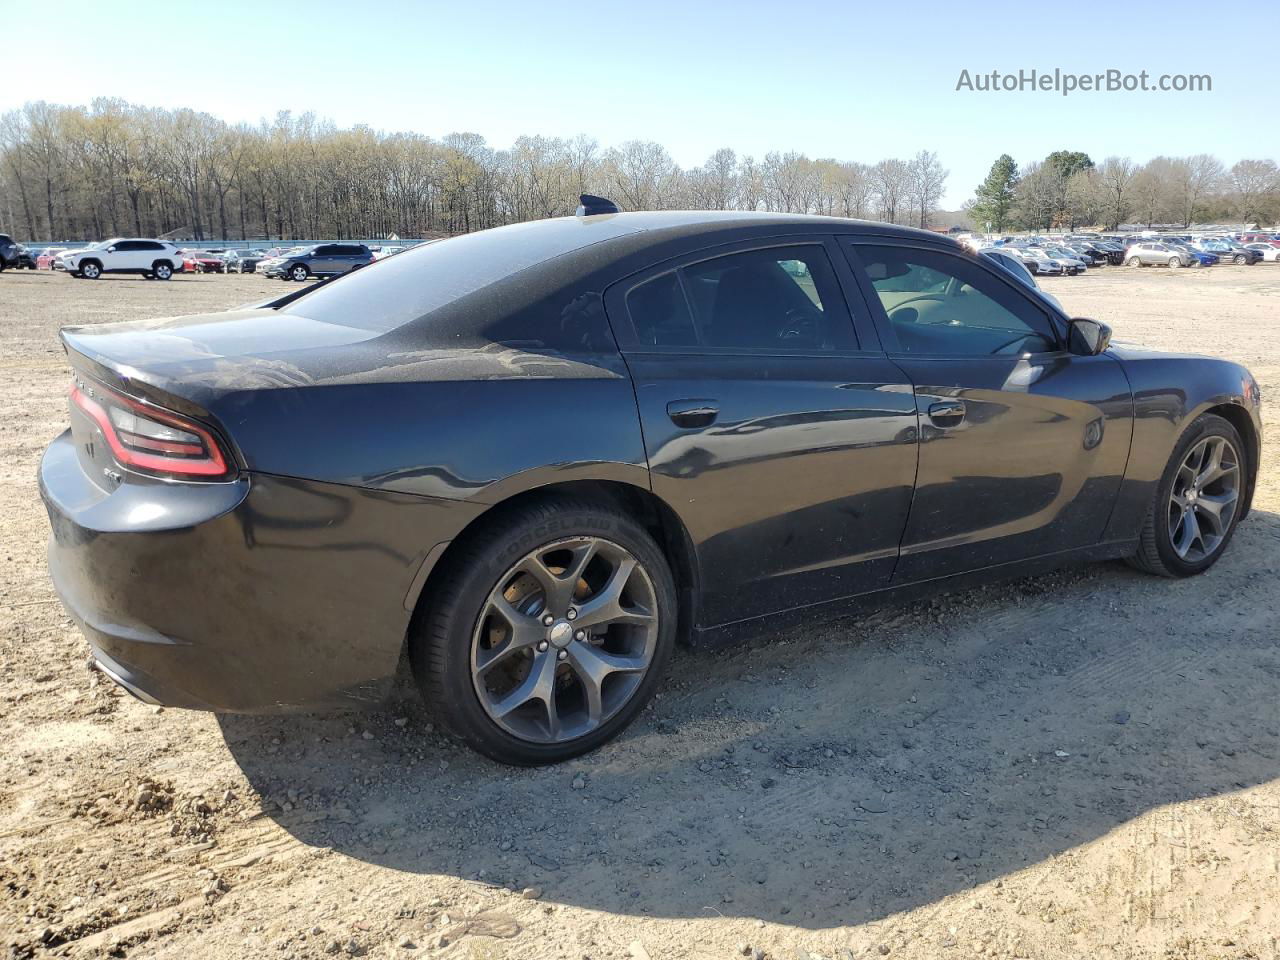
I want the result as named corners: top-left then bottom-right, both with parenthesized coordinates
top-left (70, 381), bottom-right (232, 480)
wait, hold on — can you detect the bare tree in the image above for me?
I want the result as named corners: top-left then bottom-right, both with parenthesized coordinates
top-left (870, 158), bottom-right (910, 224)
top-left (905, 150), bottom-right (948, 228)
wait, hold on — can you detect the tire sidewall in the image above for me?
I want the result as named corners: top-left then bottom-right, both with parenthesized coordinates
top-left (414, 501), bottom-right (677, 765)
top-left (1150, 415), bottom-right (1245, 576)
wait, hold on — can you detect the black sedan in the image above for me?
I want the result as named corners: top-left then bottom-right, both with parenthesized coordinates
top-left (40, 202), bottom-right (1262, 764)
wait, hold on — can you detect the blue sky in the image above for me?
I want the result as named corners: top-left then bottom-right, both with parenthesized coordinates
top-left (2, 0), bottom-right (1272, 207)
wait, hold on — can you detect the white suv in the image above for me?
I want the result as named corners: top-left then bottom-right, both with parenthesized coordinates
top-left (63, 239), bottom-right (185, 280)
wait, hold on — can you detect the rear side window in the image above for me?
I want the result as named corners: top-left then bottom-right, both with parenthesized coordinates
top-left (628, 273), bottom-right (696, 347)
top-left (626, 245), bottom-right (855, 352)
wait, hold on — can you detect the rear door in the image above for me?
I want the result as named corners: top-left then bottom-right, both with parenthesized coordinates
top-left (111, 240), bottom-right (146, 271)
top-left (608, 237), bottom-right (919, 629)
top-left (310, 245), bottom-right (338, 274)
top-left (843, 239), bottom-right (1133, 582)
top-left (335, 244), bottom-right (367, 272)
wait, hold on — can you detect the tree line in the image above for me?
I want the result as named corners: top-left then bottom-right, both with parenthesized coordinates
top-left (967, 150), bottom-right (1280, 233)
top-left (0, 99), bottom-right (950, 242)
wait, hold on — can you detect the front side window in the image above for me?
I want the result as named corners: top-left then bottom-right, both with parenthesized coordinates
top-left (626, 245), bottom-right (853, 351)
top-left (854, 244), bottom-right (1058, 356)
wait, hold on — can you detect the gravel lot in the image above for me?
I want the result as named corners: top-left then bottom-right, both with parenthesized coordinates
top-left (2, 266), bottom-right (1279, 960)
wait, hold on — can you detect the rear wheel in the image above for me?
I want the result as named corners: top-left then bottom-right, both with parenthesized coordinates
top-left (410, 497), bottom-right (676, 765)
top-left (152, 261), bottom-right (173, 280)
top-left (1129, 414), bottom-right (1245, 578)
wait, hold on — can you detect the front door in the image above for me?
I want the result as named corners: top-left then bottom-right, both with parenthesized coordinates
top-left (608, 238), bottom-right (919, 629)
top-left (844, 239), bottom-right (1133, 582)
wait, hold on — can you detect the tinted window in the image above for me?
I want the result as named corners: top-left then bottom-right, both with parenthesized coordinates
top-left (280, 217), bottom-right (641, 333)
top-left (855, 245), bottom-right (1058, 356)
top-left (628, 245), bottom-right (853, 351)
top-left (140, 241), bottom-right (164, 251)
top-left (628, 273), bottom-right (696, 347)
top-left (312, 245), bottom-right (337, 256)
top-left (114, 240), bottom-right (142, 251)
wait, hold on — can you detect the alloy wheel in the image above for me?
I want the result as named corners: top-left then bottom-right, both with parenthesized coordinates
top-left (1167, 434), bottom-right (1240, 562)
top-left (470, 537), bottom-right (659, 744)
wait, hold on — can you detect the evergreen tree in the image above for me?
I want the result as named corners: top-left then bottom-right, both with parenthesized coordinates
top-left (970, 154), bottom-right (1019, 232)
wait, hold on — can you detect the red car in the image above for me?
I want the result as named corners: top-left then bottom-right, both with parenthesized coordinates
top-left (180, 251), bottom-right (224, 274)
top-left (36, 249), bottom-right (67, 269)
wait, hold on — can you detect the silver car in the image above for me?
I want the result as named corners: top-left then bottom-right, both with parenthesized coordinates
top-left (1126, 242), bottom-right (1194, 269)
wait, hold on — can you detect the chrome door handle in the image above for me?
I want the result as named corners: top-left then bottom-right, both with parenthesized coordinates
top-left (667, 399), bottom-right (719, 428)
top-left (927, 400), bottom-right (966, 425)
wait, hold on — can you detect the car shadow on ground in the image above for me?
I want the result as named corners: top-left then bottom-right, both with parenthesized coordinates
top-left (220, 511), bottom-right (1280, 930)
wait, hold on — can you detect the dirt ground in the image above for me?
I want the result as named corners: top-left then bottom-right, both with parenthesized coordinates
top-left (2, 265), bottom-right (1279, 960)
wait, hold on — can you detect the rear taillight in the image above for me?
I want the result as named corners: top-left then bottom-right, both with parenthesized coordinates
top-left (70, 380), bottom-right (232, 480)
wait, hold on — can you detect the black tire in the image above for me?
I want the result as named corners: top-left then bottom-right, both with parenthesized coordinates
top-left (1234, 254), bottom-right (1246, 265)
top-left (152, 261), bottom-right (173, 280)
top-left (1126, 256), bottom-right (1142, 267)
top-left (410, 495), bottom-right (677, 765)
top-left (80, 260), bottom-right (102, 279)
top-left (1128, 413), bottom-right (1246, 578)
top-left (289, 263), bottom-right (309, 282)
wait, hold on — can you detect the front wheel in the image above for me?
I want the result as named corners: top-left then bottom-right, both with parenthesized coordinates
top-left (1126, 256), bottom-right (1142, 267)
top-left (289, 264), bottom-right (309, 282)
top-left (1168, 258), bottom-right (1182, 269)
top-left (80, 261), bottom-right (101, 279)
top-left (1234, 254), bottom-right (1247, 265)
top-left (411, 496), bottom-right (676, 765)
top-left (1129, 414), bottom-right (1246, 577)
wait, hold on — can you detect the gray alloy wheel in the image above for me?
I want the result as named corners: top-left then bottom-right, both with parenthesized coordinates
top-left (1130, 414), bottom-right (1246, 578)
top-left (290, 264), bottom-right (309, 282)
top-left (470, 536), bottom-right (659, 744)
top-left (80, 261), bottom-right (101, 279)
top-left (1166, 434), bottom-right (1240, 563)
top-left (1168, 257), bottom-right (1181, 269)
top-left (411, 496), bottom-right (676, 765)
top-left (1235, 254), bottom-right (1247, 265)
top-left (153, 261), bottom-right (172, 280)
top-left (1127, 256), bottom-right (1141, 267)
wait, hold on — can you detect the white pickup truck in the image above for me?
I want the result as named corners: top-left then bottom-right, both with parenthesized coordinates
top-left (63, 239), bottom-right (186, 280)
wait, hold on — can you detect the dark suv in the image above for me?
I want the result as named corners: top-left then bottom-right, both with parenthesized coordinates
top-left (0, 233), bottom-right (21, 271)
top-left (261, 243), bottom-right (373, 281)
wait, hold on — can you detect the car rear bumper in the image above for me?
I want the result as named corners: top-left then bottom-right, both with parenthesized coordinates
top-left (39, 429), bottom-right (480, 713)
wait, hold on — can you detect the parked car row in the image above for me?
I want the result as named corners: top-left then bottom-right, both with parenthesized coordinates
top-left (959, 229), bottom-right (1280, 272)
top-left (0, 234), bottom-right (394, 279)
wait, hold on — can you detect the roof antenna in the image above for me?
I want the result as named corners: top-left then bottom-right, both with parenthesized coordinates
top-left (576, 194), bottom-right (620, 217)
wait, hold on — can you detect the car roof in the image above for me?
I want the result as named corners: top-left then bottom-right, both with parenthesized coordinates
top-left (567, 209), bottom-right (953, 244)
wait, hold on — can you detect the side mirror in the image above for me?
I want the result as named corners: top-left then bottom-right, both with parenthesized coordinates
top-left (1068, 317), bottom-right (1112, 356)
top-left (106, 246), bottom-right (116, 253)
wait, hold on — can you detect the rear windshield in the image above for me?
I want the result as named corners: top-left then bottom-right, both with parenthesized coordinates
top-left (279, 217), bottom-right (641, 333)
